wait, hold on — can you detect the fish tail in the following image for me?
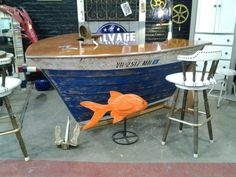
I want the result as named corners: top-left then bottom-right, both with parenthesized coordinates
top-left (81, 101), bottom-right (109, 130)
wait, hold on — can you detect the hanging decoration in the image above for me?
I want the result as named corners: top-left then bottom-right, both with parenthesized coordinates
top-left (150, 0), bottom-right (167, 9)
top-left (150, 0), bottom-right (171, 23)
top-left (172, 4), bottom-right (189, 31)
top-left (120, 1), bottom-right (132, 16)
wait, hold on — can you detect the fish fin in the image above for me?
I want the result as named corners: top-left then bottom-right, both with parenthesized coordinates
top-left (111, 111), bottom-right (126, 124)
top-left (81, 101), bottom-right (109, 130)
top-left (82, 110), bottom-right (107, 130)
top-left (108, 91), bottom-right (123, 104)
top-left (80, 101), bottom-right (106, 112)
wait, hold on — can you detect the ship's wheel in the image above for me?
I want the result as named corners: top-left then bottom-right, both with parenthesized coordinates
top-left (150, 0), bottom-right (167, 10)
top-left (172, 4), bottom-right (189, 30)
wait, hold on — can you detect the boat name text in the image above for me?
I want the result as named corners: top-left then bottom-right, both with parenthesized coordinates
top-left (116, 59), bottom-right (159, 68)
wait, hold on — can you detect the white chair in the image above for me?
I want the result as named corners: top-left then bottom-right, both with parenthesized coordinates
top-left (161, 47), bottom-right (221, 158)
top-left (213, 68), bottom-right (236, 108)
top-left (0, 50), bottom-right (29, 161)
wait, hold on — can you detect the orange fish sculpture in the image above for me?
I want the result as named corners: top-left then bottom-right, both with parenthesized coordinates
top-left (81, 91), bottom-right (148, 130)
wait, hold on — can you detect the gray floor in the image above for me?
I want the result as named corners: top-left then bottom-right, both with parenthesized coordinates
top-left (0, 86), bottom-right (236, 163)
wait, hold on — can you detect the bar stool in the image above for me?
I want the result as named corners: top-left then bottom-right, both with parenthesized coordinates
top-left (0, 50), bottom-right (29, 161)
top-left (215, 68), bottom-right (236, 108)
top-left (161, 47), bottom-right (221, 158)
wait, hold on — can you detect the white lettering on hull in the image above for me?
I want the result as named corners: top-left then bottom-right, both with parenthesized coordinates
top-left (116, 59), bottom-right (159, 69)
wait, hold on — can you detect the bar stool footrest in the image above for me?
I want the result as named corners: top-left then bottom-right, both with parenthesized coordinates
top-left (167, 108), bottom-right (212, 127)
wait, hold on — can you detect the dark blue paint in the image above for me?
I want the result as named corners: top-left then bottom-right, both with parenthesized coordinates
top-left (43, 62), bottom-right (181, 122)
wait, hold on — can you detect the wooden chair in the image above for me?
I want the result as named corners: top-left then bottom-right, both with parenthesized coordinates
top-left (161, 47), bottom-right (221, 158)
top-left (0, 51), bottom-right (29, 161)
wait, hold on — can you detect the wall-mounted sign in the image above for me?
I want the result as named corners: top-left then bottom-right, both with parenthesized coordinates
top-left (96, 23), bottom-right (136, 45)
top-left (120, 2), bottom-right (132, 16)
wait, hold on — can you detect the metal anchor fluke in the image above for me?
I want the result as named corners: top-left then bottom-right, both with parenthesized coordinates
top-left (55, 125), bottom-right (63, 146)
top-left (54, 116), bottom-right (81, 150)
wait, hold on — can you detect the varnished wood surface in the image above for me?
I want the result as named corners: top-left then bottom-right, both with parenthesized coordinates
top-left (26, 33), bottom-right (210, 58)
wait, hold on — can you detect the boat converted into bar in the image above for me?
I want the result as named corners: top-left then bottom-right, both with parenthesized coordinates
top-left (25, 33), bottom-right (209, 122)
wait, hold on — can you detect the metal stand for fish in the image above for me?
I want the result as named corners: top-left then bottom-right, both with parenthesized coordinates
top-left (112, 118), bottom-right (139, 145)
top-left (55, 116), bottom-right (81, 150)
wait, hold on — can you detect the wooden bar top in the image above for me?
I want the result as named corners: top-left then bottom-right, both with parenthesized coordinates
top-left (26, 33), bottom-right (209, 58)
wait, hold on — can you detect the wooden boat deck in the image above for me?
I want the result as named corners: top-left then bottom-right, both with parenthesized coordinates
top-left (26, 33), bottom-right (210, 58)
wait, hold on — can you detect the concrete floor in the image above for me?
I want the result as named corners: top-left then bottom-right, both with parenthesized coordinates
top-left (0, 86), bottom-right (236, 163)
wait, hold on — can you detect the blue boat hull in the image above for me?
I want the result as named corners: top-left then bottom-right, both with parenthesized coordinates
top-left (43, 62), bottom-right (182, 122)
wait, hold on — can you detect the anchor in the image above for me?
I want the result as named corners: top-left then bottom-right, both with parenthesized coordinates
top-left (55, 116), bottom-right (81, 150)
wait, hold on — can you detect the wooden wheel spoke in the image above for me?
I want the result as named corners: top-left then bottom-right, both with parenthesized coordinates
top-left (178, 16), bottom-right (181, 22)
top-left (173, 14), bottom-right (179, 19)
top-left (179, 6), bottom-right (182, 13)
top-left (173, 8), bottom-right (179, 14)
top-left (180, 14), bottom-right (187, 20)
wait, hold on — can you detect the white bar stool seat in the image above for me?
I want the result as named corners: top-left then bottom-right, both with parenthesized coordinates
top-left (166, 72), bottom-right (216, 90)
top-left (0, 77), bottom-right (22, 97)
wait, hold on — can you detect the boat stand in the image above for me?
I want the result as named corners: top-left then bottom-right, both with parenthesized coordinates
top-left (112, 118), bottom-right (138, 145)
